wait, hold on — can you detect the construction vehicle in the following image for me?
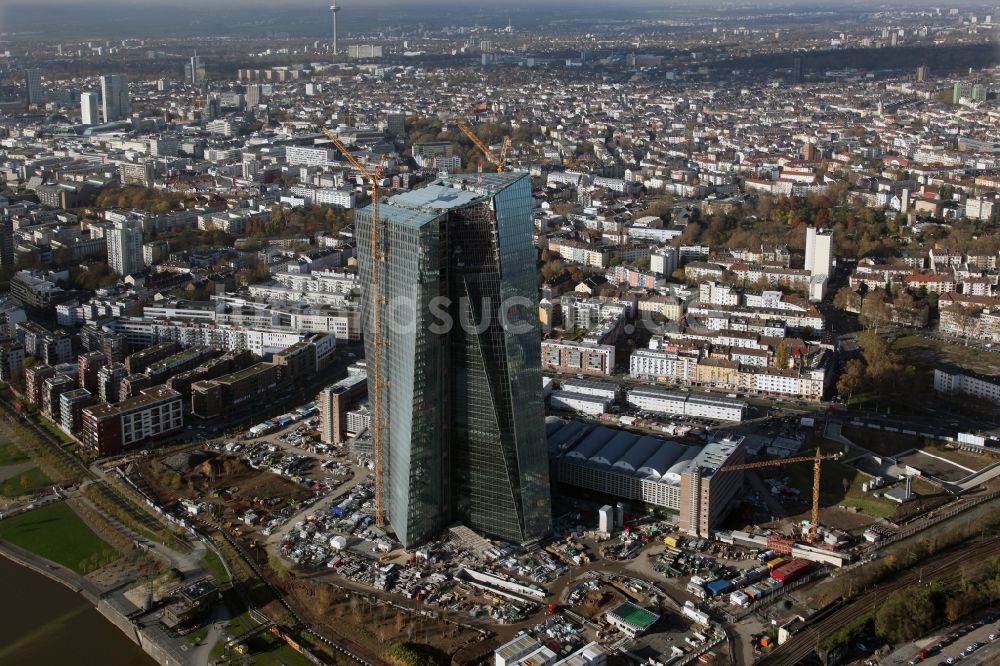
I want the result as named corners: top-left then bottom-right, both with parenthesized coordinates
top-left (321, 127), bottom-right (387, 527)
top-left (453, 117), bottom-right (512, 173)
top-left (717, 448), bottom-right (840, 544)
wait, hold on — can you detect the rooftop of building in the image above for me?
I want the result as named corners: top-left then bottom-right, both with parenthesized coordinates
top-left (495, 634), bottom-right (542, 662)
top-left (146, 346), bottom-right (212, 373)
top-left (691, 436), bottom-right (745, 479)
top-left (84, 385), bottom-right (180, 419)
top-left (197, 362), bottom-right (275, 388)
top-left (129, 341), bottom-right (177, 360)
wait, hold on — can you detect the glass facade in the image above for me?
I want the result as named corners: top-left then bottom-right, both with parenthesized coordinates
top-left (356, 173), bottom-right (551, 548)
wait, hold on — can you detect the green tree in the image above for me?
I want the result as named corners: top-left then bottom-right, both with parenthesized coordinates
top-left (875, 586), bottom-right (941, 643)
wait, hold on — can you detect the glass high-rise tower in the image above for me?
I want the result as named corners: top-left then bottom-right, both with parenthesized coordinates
top-left (356, 172), bottom-right (551, 548)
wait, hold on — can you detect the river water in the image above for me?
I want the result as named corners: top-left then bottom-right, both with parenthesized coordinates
top-left (0, 555), bottom-right (155, 666)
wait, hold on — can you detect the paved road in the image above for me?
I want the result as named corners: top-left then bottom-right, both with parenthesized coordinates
top-left (188, 603), bottom-right (233, 666)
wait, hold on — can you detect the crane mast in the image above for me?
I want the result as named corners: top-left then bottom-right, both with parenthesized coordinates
top-left (719, 447), bottom-right (834, 544)
top-left (322, 128), bottom-right (387, 526)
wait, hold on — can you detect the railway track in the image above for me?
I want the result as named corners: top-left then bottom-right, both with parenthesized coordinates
top-left (759, 536), bottom-right (1000, 666)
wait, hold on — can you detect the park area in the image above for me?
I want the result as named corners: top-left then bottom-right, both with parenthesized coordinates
top-left (0, 467), bottom-right (52, 498)
top-left (841, 426), bottom-right (992, 473)
top-left (0, 502), bottom-right (120, 574)
top-left (0, 440), bottom-right (28, 466)
top-left (893, 334), bottom-right (1000, 376)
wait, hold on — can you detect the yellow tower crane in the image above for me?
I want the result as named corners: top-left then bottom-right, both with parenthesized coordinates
top-left (322, 128), bottom-right (387, 526)
top-left (717, 448), bottom-right (838, 544)
top-left (454, 118), bottom-right (512, 173)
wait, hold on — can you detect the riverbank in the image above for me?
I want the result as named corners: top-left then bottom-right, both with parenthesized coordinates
top-left (0, 545), bottom-right (155, 666)
top-left (0, 539), bottom-right (185, 666)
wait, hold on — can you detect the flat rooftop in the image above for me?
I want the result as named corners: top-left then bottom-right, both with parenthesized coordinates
top-left (84, 386), bottom-right (181, 419)
top-left (389, 184), bottom-right (481, 211)
top-left (609, 601), bottom-right (659, 630)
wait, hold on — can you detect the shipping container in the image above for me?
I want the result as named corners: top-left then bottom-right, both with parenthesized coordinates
top-left (771, 558), bottom-right (812, 584)
top-left (663, 536), bottom-right (679, 548)
top-left (765, 557), bottom-right (785, 570)
top-left (705, 579), bottom-right (733, 597)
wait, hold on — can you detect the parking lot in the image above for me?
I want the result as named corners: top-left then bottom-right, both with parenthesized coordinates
top-left (883, 615), bottom-right (1000, 666)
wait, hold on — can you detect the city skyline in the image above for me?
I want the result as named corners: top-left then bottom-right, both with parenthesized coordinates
top-left (0, 2), bottom-right (998, 664)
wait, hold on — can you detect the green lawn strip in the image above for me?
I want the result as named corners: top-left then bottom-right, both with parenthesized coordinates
top-left (237, 632), bottom-right (314, 666)
top-left (0, 502), bottom-right (120, 574)
top-left (199, 550), bottom-right (232, 585)
top-left (35, 416), bottom-right (73, 445)
top-left (0, 466), bottom-right (52, 497)
top-left (187, 624), bottom-right (211, 645)
top-left (0, 440), bottom-right (28, 466)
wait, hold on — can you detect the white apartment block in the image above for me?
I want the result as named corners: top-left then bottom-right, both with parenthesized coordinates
top-left (289, 186), bottom-right (356, 209)
top-left (934, 368), bottom-right (1000, 404)
top-left (106, 218), bottom-right (144, 277)
top-left (549, 390), bottom-right (610, 416)
top-left (805, 227), bottom-right (834, 278)
top-left (626, 387), bottom-right (746, 422)
top-left (739, 367), bottom-right (825, 400)
top-left (629, 348), bottom-right (698, 383)
top-left (286, 145), bottom-right (338, 167)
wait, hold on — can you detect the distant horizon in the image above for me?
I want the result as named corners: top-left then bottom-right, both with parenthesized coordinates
top-left (1, 0), bottom-right (997, 40)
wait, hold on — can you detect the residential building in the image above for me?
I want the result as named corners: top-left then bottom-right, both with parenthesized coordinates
top-left (0, 342), bottom-right (25, 382)
top-left (106, 218), bottom-right (144, 277)
top-left (97, 362), bottom-right (127, 403)
top-left (541, 339), bottom-right (616, 376)
top-left (81, 386), bottom-right (184, 456)
top-left (804, 227), bottom-right (834, 277)
top-left (78, 351), bottom-right (108, 394)
top-left (191, 363), bottom-right (280, 418)
top-left (42, 374), bottom-right (77, 421)
top-left (60, 388), bottom-right (94, 434)
top-left (934, 366), bottom-right (1000, 404)
top-left (626, 387), bottom-right (746, 422)
top-left (318, 369), bottom-right (367, 445)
